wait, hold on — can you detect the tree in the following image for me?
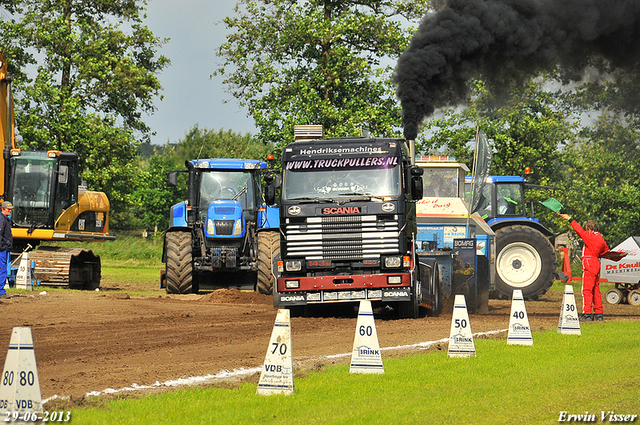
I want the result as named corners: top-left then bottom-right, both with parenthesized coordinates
top-left (0, 0), bottom-right (170, 228)
top-left (560, 113), bottom-right (640, 247)
top-left (216, 0), bottom-right (429, 147)
top-left (421, 78), bottom-right (577, 184)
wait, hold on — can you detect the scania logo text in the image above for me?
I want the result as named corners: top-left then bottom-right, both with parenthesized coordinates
top-left (281, 295), bottom-right (304, 302)
top-left (322, 207), bottom-right (361, 214)
top-left (384, 291), bottom-right (409, 297)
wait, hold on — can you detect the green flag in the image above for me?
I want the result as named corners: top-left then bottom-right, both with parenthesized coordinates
top-left (540, 198), bottom-right (563, 213)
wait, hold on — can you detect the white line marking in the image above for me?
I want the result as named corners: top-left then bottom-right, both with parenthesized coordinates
top-left (42, 328), bottom-right (507, 404)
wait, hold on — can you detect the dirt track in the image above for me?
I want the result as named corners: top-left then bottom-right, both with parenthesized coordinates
top-left (0, 283), bottom-right (638, 404)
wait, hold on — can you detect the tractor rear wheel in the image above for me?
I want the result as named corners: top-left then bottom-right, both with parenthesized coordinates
top-left (257, 231), bottom-right (280, 295)
top-left (494, 225), bottom-right (556, 301)
top-left (165, 231), bottom-right (194, 294)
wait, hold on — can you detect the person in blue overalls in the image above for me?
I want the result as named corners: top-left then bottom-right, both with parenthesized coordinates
top-left (0, 201), bottom-right (14, 297)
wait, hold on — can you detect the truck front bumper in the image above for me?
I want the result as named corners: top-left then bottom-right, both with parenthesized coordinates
top-left (275, 273), bottom-right (411, 306)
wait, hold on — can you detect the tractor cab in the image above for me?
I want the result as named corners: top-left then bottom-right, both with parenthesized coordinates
top-left (465, 176), bottom-right (526, 222)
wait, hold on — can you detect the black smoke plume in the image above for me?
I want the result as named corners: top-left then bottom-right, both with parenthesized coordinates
top-left (395, 0), bottom-right (640, 140)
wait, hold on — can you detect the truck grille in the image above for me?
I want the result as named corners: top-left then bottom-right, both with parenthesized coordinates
top-left (214, 220), bottom-right (234, 235)
top-left (283, 215), bottom-right (400, 260)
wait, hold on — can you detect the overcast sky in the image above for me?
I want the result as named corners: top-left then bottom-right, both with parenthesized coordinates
top-left (142, 0), bottom-right (257, 145)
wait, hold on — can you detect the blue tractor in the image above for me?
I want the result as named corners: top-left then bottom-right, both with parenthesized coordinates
top-left (163, 158), bottom-right (280, 294)
top-left (465, 175), bottom-right (557, 300)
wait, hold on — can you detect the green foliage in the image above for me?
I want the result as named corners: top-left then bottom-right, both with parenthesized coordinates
top-left (0, 0), bottom-right (170, 228)
top-left (559, 113), bottom-right (640, 246)
top-left (215, 0), bottom-right (430, 148)
top-left (420, 78), bottom-right (577, 182)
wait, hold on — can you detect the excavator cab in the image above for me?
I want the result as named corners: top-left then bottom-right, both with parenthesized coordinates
top-left (8, 151), bottom-right (77, 229)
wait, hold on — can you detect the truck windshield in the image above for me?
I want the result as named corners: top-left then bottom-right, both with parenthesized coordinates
top-left (421, 167), bottom-right (459, 198)
top-left (9, 157), bottom-right (55, 226)
top-left (199, 171), bottom-right (255, 211)
top-left (282, 159), bottom-right (401, 200)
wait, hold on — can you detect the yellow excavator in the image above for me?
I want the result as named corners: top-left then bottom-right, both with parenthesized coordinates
top-left (0, 52), bottom-right (115, 289)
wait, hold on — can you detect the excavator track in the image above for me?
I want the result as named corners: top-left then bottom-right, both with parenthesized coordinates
top-left (29, 246), bottom-right (101, 290)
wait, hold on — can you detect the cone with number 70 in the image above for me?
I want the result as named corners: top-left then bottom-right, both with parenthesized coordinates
top-left (256, 309), bottom-right (294, 395)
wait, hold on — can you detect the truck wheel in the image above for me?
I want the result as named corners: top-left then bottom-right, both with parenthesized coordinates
top-left (419, 258), bottom-right (441, 317)
top-left (165, 231), bottom-right (194, 294)
top-left (628, 289), bottom-right (640, 306)
top-left (605, 288), bottom-right (623, 305)
top-left (399, 266), bottom-right (421, 319)
top-left (257, 231), bottom-right (280, 295)
top-left (494, 225), bottom-right (556, 301)
top-left (476, 256), bottom-right (490, 315)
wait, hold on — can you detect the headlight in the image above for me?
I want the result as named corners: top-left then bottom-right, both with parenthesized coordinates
top-left (233, 219), bottom-right (243, 235)
top-left (207, 219), bottom-right (215, 235)
top-left (387, 276), bottom-right (402, 284)
top-left (285, 260), bottom-right (302, 272)
top-left (384, 256), bottom-right (402, 268)
top-left (285, 280), bottom-right (300, 289)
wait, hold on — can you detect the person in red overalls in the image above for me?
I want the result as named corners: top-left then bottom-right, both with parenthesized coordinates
top-left (559, 214), bottom-right (609, 321)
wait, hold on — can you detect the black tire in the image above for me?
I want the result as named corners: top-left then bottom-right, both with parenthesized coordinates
top-left (165, 231), bottom-right (194, 294)
top-left (494, 225), bottom-right (556, 301)
top-left (476, 256), bottom-right (490, 315)
top-left (398, 265), bottom-right (421, 319)
top-left (257, 231), bottom-right (280, 295)
top-left (426, 265), bottom-right (441, 317)
top-left (419, 258), bottom-right (441, 317)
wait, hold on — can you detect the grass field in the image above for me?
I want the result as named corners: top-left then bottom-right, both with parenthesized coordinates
top-left (67, 321), bottom-right (639, 425)
top-left (40, 236), bottom-right (639, 424)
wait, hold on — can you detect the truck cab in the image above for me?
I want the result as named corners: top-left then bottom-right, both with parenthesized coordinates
top-left (274, 137), bottom-right (427, 318)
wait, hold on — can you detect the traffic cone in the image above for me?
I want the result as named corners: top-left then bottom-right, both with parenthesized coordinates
top-left (557, 285), bottom-right (581, 335)
top-left (0, 327), bottom-right (43, 422)
top-left (448, 295), bottom-right (476, 357)
top-left (350, 300), bottom-right (384, 374)
top-left (507, 289), bottom-right (533, 345)
top-left (256, 309), bottom-right (294, 395)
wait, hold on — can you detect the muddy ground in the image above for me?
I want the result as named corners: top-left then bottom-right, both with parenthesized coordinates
top-left (0, 283), bottom-right (638, 405)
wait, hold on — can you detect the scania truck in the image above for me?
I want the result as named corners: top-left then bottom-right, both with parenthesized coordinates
top-left (272, 134), bottom-right (435, 318)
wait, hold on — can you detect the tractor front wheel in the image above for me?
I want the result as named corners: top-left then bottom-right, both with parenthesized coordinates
top-left (165, 231), bottom-right (194, 294)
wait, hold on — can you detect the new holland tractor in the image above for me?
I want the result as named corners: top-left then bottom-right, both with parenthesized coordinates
top-left (163, 158), bottom-right (280, 294)
top-left (465, 175), bottom-right (557, 300)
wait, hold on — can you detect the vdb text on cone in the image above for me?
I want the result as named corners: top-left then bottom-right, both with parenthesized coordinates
top-left (256, 309), bottom-right (295, 396)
